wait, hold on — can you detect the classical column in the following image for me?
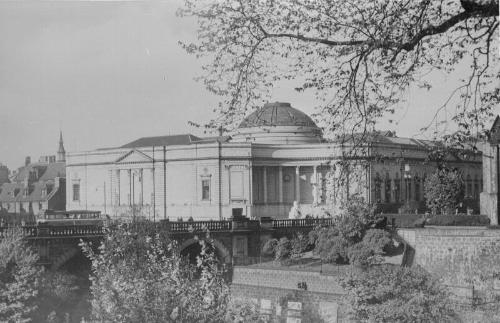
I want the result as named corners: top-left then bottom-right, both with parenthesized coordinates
top-left (115, 169), bottom-right (120, 206)
top-left (295, 166), bottom-right (301, 203)
top-left (151, 168), bottom-right (156, 218)
top-left (139, 169), bottom-right (144, 205)
top-left (278, 166), bottom-right (283, 204)
top-left (127, 169), bottom-right (132, 206)
top-left (312, 165), bottom-right (318, 205)
top-left (263, 166), bottom-right (268, 204)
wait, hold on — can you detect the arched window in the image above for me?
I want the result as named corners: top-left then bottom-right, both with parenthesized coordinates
top-left (466, 174), bottom-right (472, 198)
top-left (394, 172), bottom-right (401, 202)
top-left (374, 173), bottom-right (382, 202)
top-left (385, 173), bottom-right (391, 203)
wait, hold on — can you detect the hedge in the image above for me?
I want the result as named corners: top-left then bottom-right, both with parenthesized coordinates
top-left (425, 215), bottom-right (490, 226)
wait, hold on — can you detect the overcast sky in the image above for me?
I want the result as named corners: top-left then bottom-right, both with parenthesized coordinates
top-left (0, 1), bottom-right (480, 170)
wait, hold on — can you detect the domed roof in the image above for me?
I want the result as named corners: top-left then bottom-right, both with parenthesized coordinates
top-left (238, 102), bottom-right (318, 128)
top-left (232, 102), bottom-right (322, 144)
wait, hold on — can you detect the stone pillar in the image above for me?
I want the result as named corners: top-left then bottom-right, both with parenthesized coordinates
top-left (295, 166), bottom-right (301, 203)
top-left (115, 169), bottom-right (120, 206)
top-left (278, 166), bottom-right (283, 204)
top-left (151, 168), bottom-right (156, 218)
top-left (312, 165), bottom-right (318, 205)
top-left (139, 169), bottom-right (144, 205)
top-left (127, 169), bottom-right (132, 206)
top-left (263, 166), bottom-right (268, 204)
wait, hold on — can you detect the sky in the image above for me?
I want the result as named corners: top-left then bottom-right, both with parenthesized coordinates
top-left (0, 1), bottom-right (484, 170)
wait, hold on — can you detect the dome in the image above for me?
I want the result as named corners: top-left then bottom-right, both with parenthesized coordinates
top-left (232, 102), bottom-right (322, 144)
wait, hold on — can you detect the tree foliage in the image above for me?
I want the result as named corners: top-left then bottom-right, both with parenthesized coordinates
top-left (81, 224), bottom-right (248, 323)
top-left (424, 168), bottom-right (465, 214)
top-left (340, 264), bottom-right (454, 322)
top-left (0, 228), bottom-right (42, 323)
top-left (362, 229), bottom-right (393, 254)
top-left (179, 0), bottom-right (498, 144)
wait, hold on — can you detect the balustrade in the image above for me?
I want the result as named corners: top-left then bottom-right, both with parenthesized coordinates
top-left (0, 217), bottom-right (334, 239)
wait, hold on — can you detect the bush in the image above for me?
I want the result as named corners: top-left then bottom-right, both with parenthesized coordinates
top-left (347, 243), bottom-right (375, 268)
top-left (339, 264), bottom-right (453, 322)
top-left (262, 238), bottom-right (278, 256)
top-left (362, 229), bottom-right (392, 254)
top-left (336, 197), bottom-right (381, 243)
top-left (424, 168), bottom-right (465, 215)
top-left (426, 215), bottom-right (490, 226)
top-left (316, 235), bottom-right (349, 264)
top-left (274, 237), bottom-right (292, 261)
top-left (290, 233), bottom-right (309, 258)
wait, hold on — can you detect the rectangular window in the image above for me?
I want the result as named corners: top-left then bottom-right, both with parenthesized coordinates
top-left (72, 184), bottom-right (80, 201)
top-left (201, 179), bottom-right (210, 201)
top-left (230, 171), bottom-right (244, 200)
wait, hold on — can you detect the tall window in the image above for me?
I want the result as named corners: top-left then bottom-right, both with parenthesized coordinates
top-left (394, 173), bottom-right (401, 202)
top-left (374, 173), bottom-right (382, 202)
top-left (466, 174), bottom-right (472, 198)
top-left (201, 179), bottom-right (211, 201)
top-left (415, 176), bottom-right (421, 201)
top-left (72, 184), bottom-right (80, 202)
top-left (474, 174), bottom-right (480, 200)
top-left (385, 173), bottom-right (391, 203)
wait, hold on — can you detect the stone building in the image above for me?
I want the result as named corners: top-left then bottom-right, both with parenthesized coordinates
top-left (66, 102), bottom-right (482, 220)
top-left (481, 115), bottom-right (500, 225)
top-left (0, 163), bottom-right (9, 186)
top-left (0, 134), bottom-right (66, 215)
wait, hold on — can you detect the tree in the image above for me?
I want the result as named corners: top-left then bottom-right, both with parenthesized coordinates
top-left (0, 228), bottom-right (42, 323)
top-left (81, 224), bottom-right (237, 322)
top-left (179, 0), bottom-right (498, 146)
top-left (339, 264), bottom-right (454, 322)
top-left (424, 168), bottom-right (465, 214)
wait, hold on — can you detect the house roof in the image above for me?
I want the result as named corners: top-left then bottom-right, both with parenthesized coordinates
top-left (11, 162), bottom-right (65, 183)
top-left (0, 178), bottom-right (64, 203)
top-left (120, 134), bottom-right (201, 149)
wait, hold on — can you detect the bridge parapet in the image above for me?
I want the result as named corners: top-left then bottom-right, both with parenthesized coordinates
top-left (166, 220), bottom-right (232, 233)
top-left (0, 224), bottom-right (104, 239)
top-left (0, 217), bottom-right (334, 239)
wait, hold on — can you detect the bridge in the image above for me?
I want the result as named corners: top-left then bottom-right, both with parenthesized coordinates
top-left (0, 218), bottom-right (335, 269)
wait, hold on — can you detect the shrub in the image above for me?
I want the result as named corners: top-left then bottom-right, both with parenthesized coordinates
top-left (262, 238), bottom-right (278, 256)
top-left (426, 215), bottom-right (490, 226)
top-left (290, 233), bottom-right (309, 258)
top-left (316, 235), bottom-right (349, 264)
top-left (336, 197), bottom-right (381, 243)
top-left (362, 229), bottom-right (392, 254)
top-left (424, 168), bottom-right (465, 215)
top-left (347, 243), bottom-right (375, 268)
top-left (339, 264), bottom-right (453, 322)
top-left (274, 237), bottom-right (292, 261)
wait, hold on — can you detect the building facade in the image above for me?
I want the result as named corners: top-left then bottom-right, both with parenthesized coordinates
top-left (0, 134), bottom-right (66, 215)
top-left (66, 102), bottom-right (482, 220)
top-left (481, 116), bottom-right (500, 225)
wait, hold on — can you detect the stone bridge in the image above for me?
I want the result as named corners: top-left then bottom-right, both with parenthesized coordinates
top-left (0, 218), bottom-right (334, 269)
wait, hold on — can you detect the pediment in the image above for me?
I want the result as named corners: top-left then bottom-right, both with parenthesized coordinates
top-left (115, 149), bottom-right (153, 164)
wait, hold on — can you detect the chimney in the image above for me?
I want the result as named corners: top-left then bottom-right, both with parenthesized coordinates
top-left (25, 156), bottom-right (31, 166)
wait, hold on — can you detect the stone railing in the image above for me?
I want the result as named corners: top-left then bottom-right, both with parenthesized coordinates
top-left (167, 220), bottom-right (232, 232)
top-left (272, 218), bottom-right (334, 228)
top-left (0, 225), bottom-right (104, 238)
top-left (0, 217), bottom-right (335, 239)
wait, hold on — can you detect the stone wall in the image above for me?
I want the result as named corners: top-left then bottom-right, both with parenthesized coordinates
top-left (231, 267), bottom-right (348, 322)
top-left (398, 227), bottom-right (500, 291)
